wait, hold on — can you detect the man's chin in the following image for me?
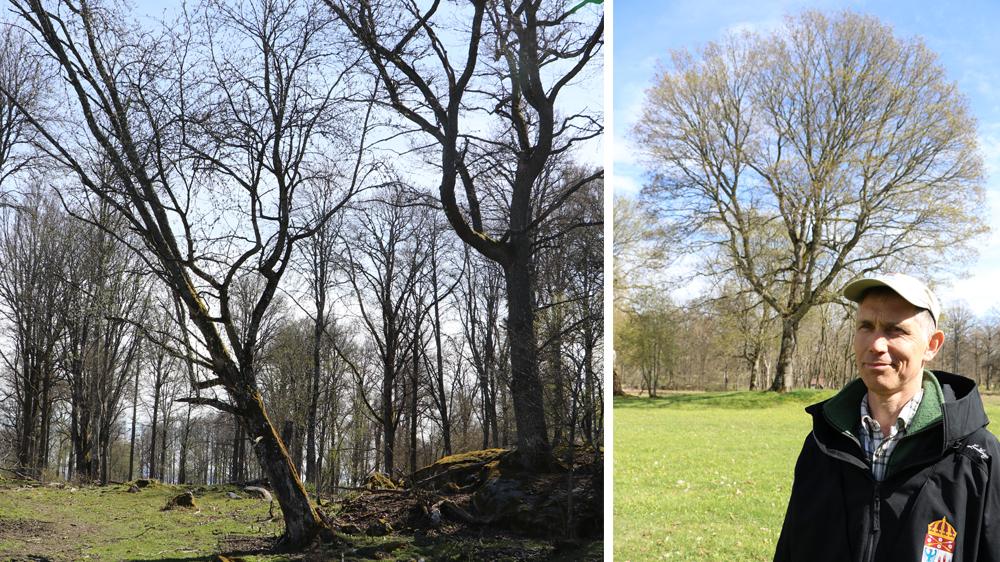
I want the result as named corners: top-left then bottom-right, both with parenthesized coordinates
top-left (859, 369), bottom-right (899, 390)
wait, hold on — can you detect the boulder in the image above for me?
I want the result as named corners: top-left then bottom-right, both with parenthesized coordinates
top-left (363, 472), bottom-right (398, 490)
top-left (226, 491), bottom-right (243, 500)
top-left (243, 486), bottom-right (272, 501)
top-left (411, 448), bottom-right (510, 491)
top-left (163, 491), bottom-right (197, 510)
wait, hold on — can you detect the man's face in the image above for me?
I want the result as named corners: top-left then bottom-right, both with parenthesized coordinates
top-left (854, 291), bottom-right (943, 398)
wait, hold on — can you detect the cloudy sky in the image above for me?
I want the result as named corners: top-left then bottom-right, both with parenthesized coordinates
top-left (613, 0), bottom-right (1000, 316)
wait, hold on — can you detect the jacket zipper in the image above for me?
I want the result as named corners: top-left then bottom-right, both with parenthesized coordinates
top-left (862, 484), bottom-right (881, 562)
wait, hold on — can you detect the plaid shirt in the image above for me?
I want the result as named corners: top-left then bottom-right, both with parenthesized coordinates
top-left (859, 389), bottom-right (924, 481)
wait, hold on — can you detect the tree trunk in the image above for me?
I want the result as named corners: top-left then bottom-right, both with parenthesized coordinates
top-left (68, 401), bottom-right (78, 482)
top-left (306, 303), bottom-right (324, 486)
top-left (431, 265), bottom-right (452, 456)
top-left (128, 365), bottom-right (139, 480)
top-left (409, 328), bottom-right (420, 475)
top-left (159, 412), bottom-right (170, 483)
top-left (582, 322), bottom-right (596, 446)
top-left (381, 352), bottom-right (395, 475)
top-left (150, 380), bottom-right (161, 480)
top-left (748, 352), bottom-right (759, 391)
top-left (36, 370), bottom-right (53, 475)
top-left (236, 391), bottom-right (322, 546)
top-left (16, 370), bottom-right (37, 475)
top-left (178, 402), bottom-right (192, 484)
top-left (231, 419), bottom-right (245, 483)
top-left (550, 328), bottom-right (565, 445)
top-left (612, 368), bottom-right (624, 396)
top-left (769, 317), bottom-right (799, 392)
top-left (504, 253), bottom-right (551, 470)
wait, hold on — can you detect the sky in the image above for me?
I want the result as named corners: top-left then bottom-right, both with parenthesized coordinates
top-left (613, 0), bottom-right (1000, 317)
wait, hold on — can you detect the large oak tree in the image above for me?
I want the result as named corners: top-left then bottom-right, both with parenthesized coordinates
top-left (328, 0), bottom-right (603, 469)
top-left (635, 11), bottom-right (987, 390)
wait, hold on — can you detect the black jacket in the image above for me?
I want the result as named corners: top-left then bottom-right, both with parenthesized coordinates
top-left (774, 370), bottom-right (1000, 562)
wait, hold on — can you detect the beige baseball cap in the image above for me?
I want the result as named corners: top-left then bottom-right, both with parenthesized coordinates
top-left (842, 273), bottom-right (940, 327)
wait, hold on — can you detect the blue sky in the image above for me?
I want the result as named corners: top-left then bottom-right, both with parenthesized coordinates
top-left (613, 0), bottom-right (1000, 316)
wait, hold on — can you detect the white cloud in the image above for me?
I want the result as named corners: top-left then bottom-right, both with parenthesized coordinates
top-left (614, 134), bottom-right (640, 168)
top-left (722, 17), bottom-right (783, 37)
top-left (938, 274), bottom-right (1000, 317)
top-left (611, 172), bottom-right (642, 197)
top-left (980, 130), bottom-right (1000, 177)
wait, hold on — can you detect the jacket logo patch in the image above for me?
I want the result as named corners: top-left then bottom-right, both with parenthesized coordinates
top-left (967, 443), bottom-right (989, 461)
top-left (922, 516), bottom-right (957, 562)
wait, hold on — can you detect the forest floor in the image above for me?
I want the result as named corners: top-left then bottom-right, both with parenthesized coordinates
top-left (613, 390), bottom-right (1000, 561)
top-left (0, 449), bottom-right (602, 561)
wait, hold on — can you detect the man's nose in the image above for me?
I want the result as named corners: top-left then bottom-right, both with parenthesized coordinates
top-left (869, 334), bottom-right (889, 353)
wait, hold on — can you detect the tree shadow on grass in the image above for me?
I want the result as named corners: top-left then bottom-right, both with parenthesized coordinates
top-left (613, 389), bottom-right (835, 410)
top-left (124, 534), bottom-right (277, 562)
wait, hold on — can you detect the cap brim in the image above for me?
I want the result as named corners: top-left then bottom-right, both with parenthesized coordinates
top-left (843, 279), bottom-right (889, 303)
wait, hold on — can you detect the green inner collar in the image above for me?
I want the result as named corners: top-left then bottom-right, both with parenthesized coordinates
top-left (823, 369), bottom-right (943, 436)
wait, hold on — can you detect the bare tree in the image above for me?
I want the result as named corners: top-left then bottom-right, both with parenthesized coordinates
top-left (458, 258), bottom-right (505, 448)
top-left (329, 0), bottom-right (603, 468)
top-left (0, 26), bottom-right (43, 196)
top-left (341, 185), bottom-right (429, 476)
top-left (2, 0), bottom-right (362, 544)
top-left (635, 11), bottom-right (987, 391)
top-left (0, 187), bottom-right (67, 477)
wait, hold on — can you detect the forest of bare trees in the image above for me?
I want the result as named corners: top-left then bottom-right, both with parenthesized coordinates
top-left (0, 0), bottom-right (603, 548)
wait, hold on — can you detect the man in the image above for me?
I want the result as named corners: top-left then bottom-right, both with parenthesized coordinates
top-left (774, 273), bottom-right (1000, 562)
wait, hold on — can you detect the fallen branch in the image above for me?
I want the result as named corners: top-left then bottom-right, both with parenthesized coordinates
top-left (411, 458), bottom-right (499, 489)
top-left (326, 484), bottom-right (410, 494)
top-left (437, 499), bottom-right (492, 525)
top-left (0, 466), bottom-right (37, 480)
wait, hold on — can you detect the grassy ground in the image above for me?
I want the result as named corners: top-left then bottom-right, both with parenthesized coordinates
top-left (0, 477), bottom-right (602, 561)
top-left (613, 390), bottom-right (1000, 561)
top-left (0, 480), bottom-right (289, 561)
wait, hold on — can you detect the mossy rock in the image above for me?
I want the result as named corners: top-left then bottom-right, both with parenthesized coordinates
top-left (163, 491), bottom-right (197, 510)
top-left (412, 448), bottom-right (511, 490)
top-left (364, 472), bottom-right (398, 490)
top-left (365, 517), bottom-right (393, 536)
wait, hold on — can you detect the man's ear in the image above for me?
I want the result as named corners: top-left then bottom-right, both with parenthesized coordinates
top-left (925, 330), bottom-right (945, 361)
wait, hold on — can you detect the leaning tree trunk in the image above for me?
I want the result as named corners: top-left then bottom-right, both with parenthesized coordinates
top-left (504, 248), bottom-right (551, 470)
top-left (769, 317), bottom-right (799, 392)
top-left (234, 390), bottom-right (322, 546)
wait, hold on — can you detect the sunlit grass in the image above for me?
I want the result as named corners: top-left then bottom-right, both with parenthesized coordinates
top-left (614, 390), bottom-right (1000, 561)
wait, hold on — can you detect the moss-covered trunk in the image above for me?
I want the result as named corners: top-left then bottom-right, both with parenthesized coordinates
top-left (235, 390), bottom-right (322, 547)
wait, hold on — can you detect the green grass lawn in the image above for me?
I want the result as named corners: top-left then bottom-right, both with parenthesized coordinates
top-left (613, 390), bottom-right (1000, 561)
top-left (0, 476), bottom-right (602, 561)
top-left (0, 480), bottom-right (289, 561)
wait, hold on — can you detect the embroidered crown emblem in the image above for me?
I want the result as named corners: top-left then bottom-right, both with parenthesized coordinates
top-left (927, 517), bottom-right (957, 541)
top-left (923, 516), bottom-right (957, 562)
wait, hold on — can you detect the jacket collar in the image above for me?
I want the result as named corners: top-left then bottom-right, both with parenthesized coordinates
top-left (818, 369), bottom-right (944, 438)
top-left (806, 370), bottom-right (988, 477)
